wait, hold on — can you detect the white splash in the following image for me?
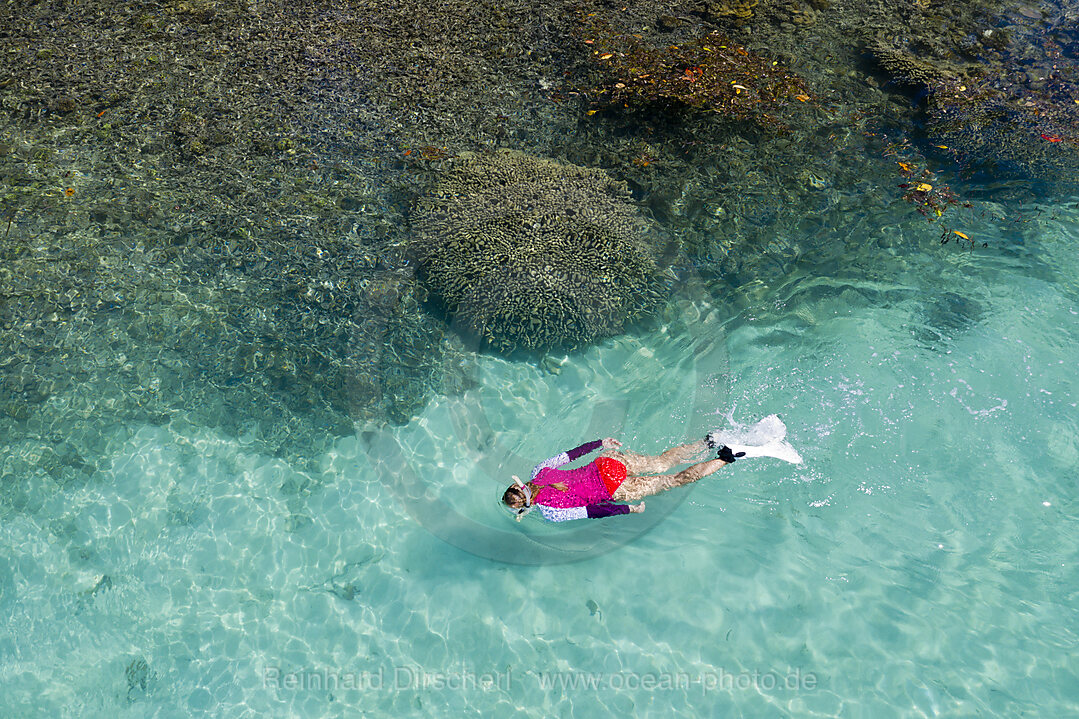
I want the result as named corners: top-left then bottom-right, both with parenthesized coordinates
top-left (707, 413), bottom-right (804, 464)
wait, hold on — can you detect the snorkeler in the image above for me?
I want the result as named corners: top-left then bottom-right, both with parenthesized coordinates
top-left (502, 435), bottom-right (770, 522)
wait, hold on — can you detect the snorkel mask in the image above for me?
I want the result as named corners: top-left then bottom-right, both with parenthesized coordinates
top-left (505, 475), bottom-right (534, 521)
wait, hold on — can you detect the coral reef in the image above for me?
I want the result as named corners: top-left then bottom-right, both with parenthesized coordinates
top-left (2, 0), bottom-right (1077, 477)
top-left (868, 42), bottom-right (961, 89)
top-left (693, 0), bottom-right (759, 26)
top-left (411, 150), bottom-right (670, 351)
top-left (584, 29), bottom-right (813, 130)
top-left (0, 0), bottom-right (563, 456)
top-left (925, 74), bottom-right (1079, 187)
top-left (863, 4), bottom-right (1079, 187)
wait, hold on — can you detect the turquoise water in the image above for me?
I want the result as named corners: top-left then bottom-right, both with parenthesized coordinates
top-left (3, 197), bottom-right (1079, 718)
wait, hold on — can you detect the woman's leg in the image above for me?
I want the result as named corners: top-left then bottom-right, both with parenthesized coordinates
top-left (600, 439), bottom-right (709, 477)
top-left (610, 457), bottom-right (728, 502)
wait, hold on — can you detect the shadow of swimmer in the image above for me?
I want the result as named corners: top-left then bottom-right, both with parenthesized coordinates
top-left (359, 316), bottom-right (731, 564)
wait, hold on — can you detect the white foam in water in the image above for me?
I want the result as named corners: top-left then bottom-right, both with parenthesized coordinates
top-left (707, 413), bottom-right (804, 464)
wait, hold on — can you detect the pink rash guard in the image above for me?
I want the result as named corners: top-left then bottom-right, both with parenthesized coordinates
top-left (529, 440), bottom-right (630, 522)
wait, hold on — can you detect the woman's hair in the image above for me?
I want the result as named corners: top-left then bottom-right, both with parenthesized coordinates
top-left (502, 485), bottom-right (527, 509)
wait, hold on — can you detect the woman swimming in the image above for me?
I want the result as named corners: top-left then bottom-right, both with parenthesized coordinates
top-left (501, 435), bottom-right (748, 522)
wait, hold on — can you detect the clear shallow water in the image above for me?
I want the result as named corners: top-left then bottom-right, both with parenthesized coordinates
top-left (2, 203), bottom-right (1079, 717)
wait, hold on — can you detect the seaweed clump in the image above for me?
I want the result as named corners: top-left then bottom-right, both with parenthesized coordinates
top-left (585, 30), bottom-right (812, 130)
top-left (411, 150), bottom-right (670, 352)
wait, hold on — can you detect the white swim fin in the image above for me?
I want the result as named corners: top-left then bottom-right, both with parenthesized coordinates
top-left (706, 414), bottom-right (803, 464)
top-left (725, 438), bottom-right (803, 464)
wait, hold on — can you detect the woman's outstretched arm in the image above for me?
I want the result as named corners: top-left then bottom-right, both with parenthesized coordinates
top-left (530, 439), bottom-right (604, 479)
top-left (537, 501), bottom-right (642, 522)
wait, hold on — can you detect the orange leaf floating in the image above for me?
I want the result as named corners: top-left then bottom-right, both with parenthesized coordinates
top-left (65, 188), bottom-right (74, 196)
top-left (599, 53), bottom-right (613, 60)
top-left (953, 230), bottom-right (970, 240)
top-left (1041, 133), bottom-right (1063, 142)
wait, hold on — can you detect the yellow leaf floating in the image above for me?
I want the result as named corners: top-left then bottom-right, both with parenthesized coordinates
top-left (953, 230), bottom-right (970, 240)
top-left (599, 53), bottom-right (613, 60)
top-left (586, 110), bottom-right (598, 116)
top-left (916, 182), bottom-right (933, 192)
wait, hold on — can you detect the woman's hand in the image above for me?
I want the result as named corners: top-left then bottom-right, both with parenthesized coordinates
top-left (629, 502), bottom-right (645, 514)
top-left (602, 437), bottom-right (622, 450)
